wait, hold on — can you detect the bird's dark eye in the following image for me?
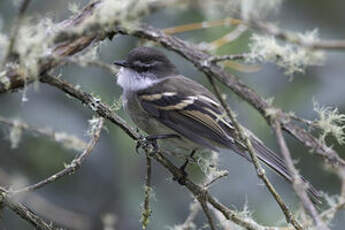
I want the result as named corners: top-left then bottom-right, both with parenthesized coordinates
top-left (132, 60), bottom-right (159, 72)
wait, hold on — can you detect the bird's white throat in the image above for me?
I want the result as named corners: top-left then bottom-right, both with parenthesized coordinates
top-left (116, 67), bottom-right (159, 91)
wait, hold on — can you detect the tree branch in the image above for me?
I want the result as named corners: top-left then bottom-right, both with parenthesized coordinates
top-left (141, 155), bottom-right (152, 230)
top-left (206, 76), bottom-right (303, 230)
top-left (10, 117), bottom-right (104, 195)
top-left (0, 188), bottom-right (59, 230)
top-left (272, 121), bottom-right (328, 230)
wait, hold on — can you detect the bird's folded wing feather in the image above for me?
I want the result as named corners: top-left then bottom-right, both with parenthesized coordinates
top-left (137, 76), bottom-right (237, 151)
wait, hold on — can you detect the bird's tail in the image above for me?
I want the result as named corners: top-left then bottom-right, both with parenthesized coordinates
top-left (229, 134), bottom-right (322, 204)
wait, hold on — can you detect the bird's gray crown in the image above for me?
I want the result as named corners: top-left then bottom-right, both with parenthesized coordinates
top-left (114, 47), bottom-right (178, 78)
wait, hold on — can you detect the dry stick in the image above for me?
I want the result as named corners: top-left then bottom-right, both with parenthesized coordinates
top-left (39, 75), bottom-right (274, 230)
top-left (152, 152), bottom-right (264, 230)
top-left (141, 156), bottom-right (152, 230)
top-left (40, 74), bottom-right (138, 140)
top-left (197, 190), bottom-right (217, 230)
top-left (207, 53), bottom-right (248, 63)
top-left (206, 76), bottom-right (303, 230)
top-left (10, 117), bottom-right (104, 195)
top-left (203, 170), bottom-right (229, 189)
top-left (272, 121), bottom-right (329, 230)
top-left (0, 189), bottom-right (58, 230)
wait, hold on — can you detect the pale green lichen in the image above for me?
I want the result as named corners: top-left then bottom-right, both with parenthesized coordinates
top-left (15, 17), bottom-right (55, 79)
top-left (84, 0), bottom-right (157, 31)
top-left (0, 72), bottom-right (11, 90)
top-left (111, 96), bottom-right (123, 111)
top-left (87, 116), bottom-right (102, 136)
top-left (313, 101), bottom-right (345, 145)
top-left (54, 132), bottom-right (87, 151)
top-left (241, 0), bottom-right (283, 20)
top-left (264, 107), bottom-right (280, 119)
top-left (247, 31), bottom-right (324, 76)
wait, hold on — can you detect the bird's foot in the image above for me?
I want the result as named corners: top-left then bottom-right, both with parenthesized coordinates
top-left (136, 134), bottom-right (181, 155)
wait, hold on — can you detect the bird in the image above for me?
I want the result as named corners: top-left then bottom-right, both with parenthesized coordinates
top-left (114, 46), bottom-right (320, 201)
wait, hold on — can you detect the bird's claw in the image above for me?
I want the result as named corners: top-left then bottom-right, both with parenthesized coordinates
top-left (136, 136), bottom-right (159, 155)
top-left (135, 134), bottom-right (181, 155)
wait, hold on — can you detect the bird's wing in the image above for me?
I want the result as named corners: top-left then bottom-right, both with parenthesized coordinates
top-left (137, 76), bottom-right (239, 151)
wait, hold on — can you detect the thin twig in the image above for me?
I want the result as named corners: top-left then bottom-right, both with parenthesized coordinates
top-left (206, 76), bottom-right (303, 230)
top-left (272, 121), bottom-right (328, 230)
top-left (0, 188), bottom-right (59, 230)
top-left (10, 117), bottom-right (104, 195)
top-left (203, 170), bottom-right (229, 189)
top-left (208, 53), bottom-right (248, 63)
top-left (40, 74), bottom-right (138, 140)
top-left (141, 155), bottom-right (152, 230)
top-left (197, 190), bottom-right (216, 230)
top-left (320, 200), bottom-right (345, 220)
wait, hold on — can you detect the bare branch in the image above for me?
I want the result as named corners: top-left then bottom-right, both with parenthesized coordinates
top-left (197, 190), bottom-right (216, 230)
top-left (40, 74), bottom-right (138, 140)
top-left (10, 117), bottom-right (104, 195)
top-left (206, 76), bottom-right (303, 230)
top-left (141, 156), bottom-right (152, 230)
top-left (207, 53), bottom-right (248, 63)
top-left (272, 121), bottom-right (328, 230)
top-left (0, 188), bottom-right (59, 230)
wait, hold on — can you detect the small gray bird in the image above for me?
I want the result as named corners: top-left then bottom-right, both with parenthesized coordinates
top-left (114, 46), bottom-right (320, 200)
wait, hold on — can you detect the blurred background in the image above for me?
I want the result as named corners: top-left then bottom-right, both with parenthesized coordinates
top-left (0, 0), bottom-right (344, 229)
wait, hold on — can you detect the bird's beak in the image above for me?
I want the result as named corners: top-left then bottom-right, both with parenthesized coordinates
top-left (113, 60), bottom-right (129, 67)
